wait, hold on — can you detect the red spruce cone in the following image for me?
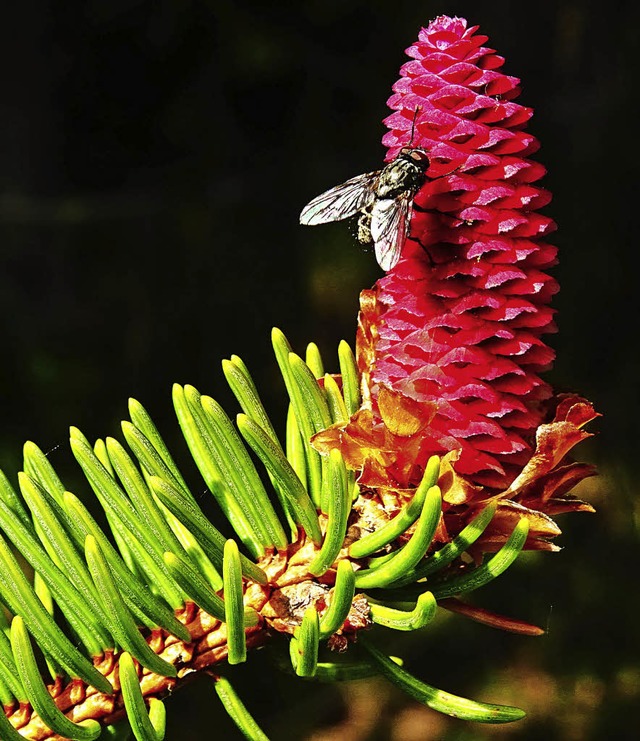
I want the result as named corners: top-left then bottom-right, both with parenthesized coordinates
top-left (309, 16), bottom-right (601, 550)
top-left (358, 16), bottom-right (564, 490)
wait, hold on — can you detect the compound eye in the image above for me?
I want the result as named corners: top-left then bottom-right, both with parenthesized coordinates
top-left (408, 148), bottom-right (430, 165)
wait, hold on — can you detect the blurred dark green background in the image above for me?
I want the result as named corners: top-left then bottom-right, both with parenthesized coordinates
top-left (0, 1), bottom-right (637, 739)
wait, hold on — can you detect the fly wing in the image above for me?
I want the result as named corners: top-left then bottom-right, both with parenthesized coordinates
top-left (370, 196), bottom-right (413, 271)
top-left (299, 171), bottom-right (378, 225)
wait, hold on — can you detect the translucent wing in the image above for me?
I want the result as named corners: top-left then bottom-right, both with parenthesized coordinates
top-left (370, 196), bottom-right (413, 271)
top-left (299, 171), bottom-right (379, 226)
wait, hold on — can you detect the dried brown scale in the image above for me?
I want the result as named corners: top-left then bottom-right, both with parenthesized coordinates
top-left (254, 527), bottom-right (371, 639)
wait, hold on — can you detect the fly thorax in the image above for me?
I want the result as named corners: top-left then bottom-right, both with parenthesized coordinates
top-left (376, 159), bottom-right (424, 199)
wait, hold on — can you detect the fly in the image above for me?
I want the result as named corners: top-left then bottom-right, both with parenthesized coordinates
top-left (299, 147), bottom-right (430, 271)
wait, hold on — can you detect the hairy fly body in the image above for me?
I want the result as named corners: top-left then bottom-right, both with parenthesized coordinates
top-left (299, 147), bottom-right (430, 271)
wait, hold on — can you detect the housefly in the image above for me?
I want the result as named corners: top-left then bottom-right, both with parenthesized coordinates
top-left (299, 147), bottom-right (430, 271)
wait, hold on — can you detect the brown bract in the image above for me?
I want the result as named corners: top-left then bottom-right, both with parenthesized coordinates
top-left (312, 386), bottom-right (597, 554)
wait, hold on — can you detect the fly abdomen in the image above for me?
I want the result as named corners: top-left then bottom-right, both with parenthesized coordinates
top-left (357, 207), bottom-right (373, 245)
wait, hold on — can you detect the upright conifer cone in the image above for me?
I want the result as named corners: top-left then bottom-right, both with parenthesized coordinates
top-left (357, 16), bottom-right (562, 490)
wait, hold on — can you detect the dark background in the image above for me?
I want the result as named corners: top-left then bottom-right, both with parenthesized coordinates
top-left (0, 1), bottom-right (637, 739)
